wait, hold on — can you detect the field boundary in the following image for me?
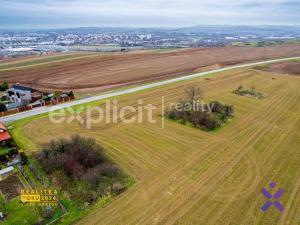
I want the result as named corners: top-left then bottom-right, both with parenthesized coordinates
top-left (1, 55), bottom-right (300, 123)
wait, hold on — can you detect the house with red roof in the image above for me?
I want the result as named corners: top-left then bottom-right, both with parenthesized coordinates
top-left (0, 123), bottom-right (11, 146)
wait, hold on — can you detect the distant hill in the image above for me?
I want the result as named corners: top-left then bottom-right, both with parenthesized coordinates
top-left (55, 25), bottom-right (300, 35)
top-left (3, 25), bottom-right (300, 36)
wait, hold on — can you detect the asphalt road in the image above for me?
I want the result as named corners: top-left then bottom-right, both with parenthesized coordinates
top-left (1, 56), bottom-right (300, 123)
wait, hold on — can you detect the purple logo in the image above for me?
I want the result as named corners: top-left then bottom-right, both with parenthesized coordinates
top-left (261, 182), bottom-right (284, 212)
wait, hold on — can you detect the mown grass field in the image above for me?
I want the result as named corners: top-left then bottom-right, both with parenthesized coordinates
top-left (9, 67), bottom-right (300, 225)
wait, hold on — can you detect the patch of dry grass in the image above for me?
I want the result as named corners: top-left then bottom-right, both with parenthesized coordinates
top-left (13, 68), bottom-right (300, 225)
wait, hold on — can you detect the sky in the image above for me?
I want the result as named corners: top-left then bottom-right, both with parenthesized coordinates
top-left (1, 0), bottom-right (300, 29)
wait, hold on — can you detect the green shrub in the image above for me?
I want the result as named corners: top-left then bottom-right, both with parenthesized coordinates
top-left (0, 102), bottom-right (7, 112)
top-left (0, 81), bottom-right (8, 91)
top-left (166, 101), bottom-right (233, 131)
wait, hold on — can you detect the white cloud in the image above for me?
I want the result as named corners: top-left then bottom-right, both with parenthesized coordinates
top-left (1, 0), bottom-right (300, 28)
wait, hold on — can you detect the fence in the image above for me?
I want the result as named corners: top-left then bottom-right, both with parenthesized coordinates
top-left (0, 96), bottom-right (75, 117)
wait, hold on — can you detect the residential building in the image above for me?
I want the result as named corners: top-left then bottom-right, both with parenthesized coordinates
top-left (0, 123), bottom-right (11, 146)
top-left (7, 85), bottom-right (32, 103)
top-left (5, 101), bottom-right (27, 111)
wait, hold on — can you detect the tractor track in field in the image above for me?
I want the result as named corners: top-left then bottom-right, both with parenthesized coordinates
top-left (77, 79), bottom-right (295, 225)
top-left (18, 66), bottom-right (300, 225)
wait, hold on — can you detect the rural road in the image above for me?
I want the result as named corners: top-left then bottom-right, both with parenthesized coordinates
top-left (1, 56), bottom-right (300, 123)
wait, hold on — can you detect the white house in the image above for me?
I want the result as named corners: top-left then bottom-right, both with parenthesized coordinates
top-left (7, 85), bottom-right (32, 103)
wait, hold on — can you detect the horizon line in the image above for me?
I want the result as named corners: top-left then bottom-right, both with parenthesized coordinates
top-left (1, 24), bottom-right (300, 31)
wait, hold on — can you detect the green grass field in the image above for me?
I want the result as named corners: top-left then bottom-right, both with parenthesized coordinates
top-left (0, 198), bottom-right (40, 225)
top-left (7, 67), bottom-right (300, 225)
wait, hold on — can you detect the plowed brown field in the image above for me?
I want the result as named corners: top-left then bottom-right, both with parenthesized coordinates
top-left (1, 44), bottom-right (300, 93)
top-left (261, 61), bottom-right (300, 75)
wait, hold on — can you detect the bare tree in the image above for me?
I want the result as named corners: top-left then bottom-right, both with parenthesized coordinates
top-left (185, 84), bottom-right (202, 103)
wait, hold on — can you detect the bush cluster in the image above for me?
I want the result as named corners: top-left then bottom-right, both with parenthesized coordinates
top-left (166, 101), bottom-right (234, 131)
top-left (38, 135), bottom-right (127, 204)
top-left (0, 81), bottom-right (8, 92)
top-left (233, 85), bottom-right (266, 99)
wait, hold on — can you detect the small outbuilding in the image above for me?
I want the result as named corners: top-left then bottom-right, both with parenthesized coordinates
top-left (0, 166), bottom-right (14, 181)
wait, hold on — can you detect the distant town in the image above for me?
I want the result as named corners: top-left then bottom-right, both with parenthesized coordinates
top-left (1, 25), bottom-right (300, 58)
